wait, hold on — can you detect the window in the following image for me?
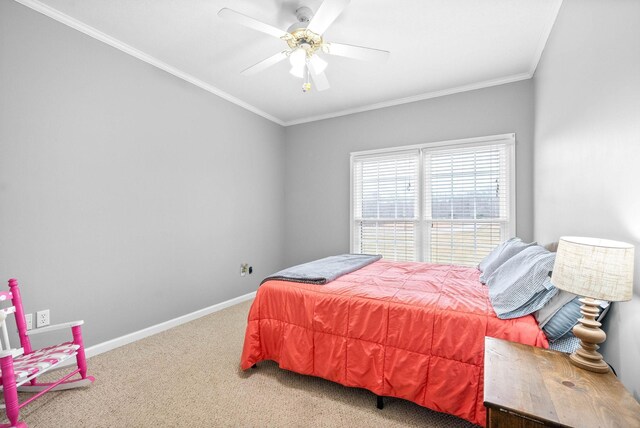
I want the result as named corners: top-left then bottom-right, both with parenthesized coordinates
top-left (352, 151), bottom-right (419, 261)
top-left (351, 134), bottom-right (515, 266)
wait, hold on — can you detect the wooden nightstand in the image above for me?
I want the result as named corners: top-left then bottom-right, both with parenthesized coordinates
top-left (483, 337), bottom-right (640, 427)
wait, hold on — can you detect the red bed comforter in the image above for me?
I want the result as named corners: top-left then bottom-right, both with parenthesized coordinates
top-left (241, 260), bottom-right (548, 426)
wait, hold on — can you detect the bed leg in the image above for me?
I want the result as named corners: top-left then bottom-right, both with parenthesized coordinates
top-left (376, 395), bottom-right (384, 410)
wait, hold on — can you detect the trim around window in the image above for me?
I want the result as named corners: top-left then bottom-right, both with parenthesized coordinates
top-left (350, 133), bottom-right (516, 266)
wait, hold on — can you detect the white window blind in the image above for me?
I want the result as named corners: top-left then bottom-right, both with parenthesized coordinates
top-left (425, 144), bottom-right (510, 266)
top-left (351, 135), bottom-right (515, 266)
top-left (352, 151), bottom-right (419, 261)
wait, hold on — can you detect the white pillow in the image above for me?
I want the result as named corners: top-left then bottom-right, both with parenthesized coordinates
top-left (479, 238), bottom-right (537, 284)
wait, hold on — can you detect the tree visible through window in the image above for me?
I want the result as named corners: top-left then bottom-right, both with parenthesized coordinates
top-left (351, 135), bottom-right (515, 266)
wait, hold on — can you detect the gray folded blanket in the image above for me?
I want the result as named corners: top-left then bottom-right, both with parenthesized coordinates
top-left (261, 254), bottom-right (382, 285)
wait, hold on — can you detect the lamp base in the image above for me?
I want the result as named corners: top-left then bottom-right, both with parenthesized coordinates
top-left (569, 350), bottom-right (610, 373)
top-left (569, 297), bottom-right (610, 374)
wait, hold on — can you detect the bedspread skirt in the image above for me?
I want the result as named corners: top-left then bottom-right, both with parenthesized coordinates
top-left (240, 260), bottom-right (548, 426)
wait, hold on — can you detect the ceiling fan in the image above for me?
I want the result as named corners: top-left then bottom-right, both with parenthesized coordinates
top-left (218, 0), bottom-right (390, 93)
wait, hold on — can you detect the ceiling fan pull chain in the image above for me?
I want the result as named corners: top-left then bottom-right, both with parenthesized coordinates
top-left (303, 66), bottom-right (312, 93)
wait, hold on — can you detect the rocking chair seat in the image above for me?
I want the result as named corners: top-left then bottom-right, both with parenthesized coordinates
top-left (0, 279), bottom-right (93, 427)
top-left (2, 342), bottom-right (79, 385)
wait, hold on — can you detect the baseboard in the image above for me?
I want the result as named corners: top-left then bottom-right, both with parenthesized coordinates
top-left (83, 291), bottom-right (256, 359)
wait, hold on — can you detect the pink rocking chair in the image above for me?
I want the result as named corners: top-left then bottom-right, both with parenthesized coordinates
top-left (0, 279), bottom-right (94, 427)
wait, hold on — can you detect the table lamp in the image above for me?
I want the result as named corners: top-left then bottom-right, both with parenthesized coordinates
top-left (551, 236), bottom-right (634, 373)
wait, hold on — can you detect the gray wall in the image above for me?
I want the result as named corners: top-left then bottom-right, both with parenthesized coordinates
top-left (0, 1), bottom-right (285, 347)
top-left (534, 0), bottom-right (640, 397)
top-left (8, 0), bottom-right (638, 400)
top-left (283, 80), bottom-right (535, 266)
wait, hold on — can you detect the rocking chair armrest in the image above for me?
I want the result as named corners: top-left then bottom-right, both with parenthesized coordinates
top-left (25, 320), bottom-right (84, 336)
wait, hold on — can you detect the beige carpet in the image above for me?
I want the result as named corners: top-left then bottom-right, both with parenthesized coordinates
top-left (3, 300), bottom-right (478, 427)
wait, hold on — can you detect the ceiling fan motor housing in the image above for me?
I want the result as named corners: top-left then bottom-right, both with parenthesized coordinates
top-left (287, 6), bottom-right (314, 32)
top-left (286, 7), bottom-right (323, 55)
top-left (295, 6), bottom-right (313, 23)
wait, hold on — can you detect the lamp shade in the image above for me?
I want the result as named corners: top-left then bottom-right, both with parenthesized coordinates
top-left (551, 236), bottom-right (634, 301)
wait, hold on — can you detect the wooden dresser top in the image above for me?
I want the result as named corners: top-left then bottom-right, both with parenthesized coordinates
top-left (484, 337), bottom-right (640, 428)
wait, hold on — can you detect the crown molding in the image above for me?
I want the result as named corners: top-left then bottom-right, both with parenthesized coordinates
top-left (14, 0), bottom-right (555, 128)
top-left (282, 72), bottom-right (533, 126)
top-left (13, 0), bottom-right (286, 126)
top-left (528, 0), bottom-right (563, 76)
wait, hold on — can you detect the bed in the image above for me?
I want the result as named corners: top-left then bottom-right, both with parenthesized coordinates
top-left (240, 258), bottom-right (548, 426)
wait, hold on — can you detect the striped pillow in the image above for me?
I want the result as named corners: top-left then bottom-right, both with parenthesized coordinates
top-left (479, 237), bottom-right (537, 284)
top-left (487, 245), bottom-right (558, 319)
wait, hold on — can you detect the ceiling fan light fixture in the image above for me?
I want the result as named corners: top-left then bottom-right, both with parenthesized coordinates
top-left (219, 1), bottom-right (389, 93)
top-left (289, 48), bottom-right (307, 68)
top-left (289, 64), bottom-right (305, 78)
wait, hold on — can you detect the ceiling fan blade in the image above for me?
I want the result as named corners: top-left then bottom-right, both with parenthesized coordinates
top-left (218, 8), bottom-right (289, 40)
top-left (307, 61), bottom-right (330, 91)
top-left (307, 0), bottom-right (351, 35)
top-left (241, 51), bottom-right (289, 76)
top-left (324, 42), bottom-right (390, 63)
top-left (310, 72), bottom-right (330, 92)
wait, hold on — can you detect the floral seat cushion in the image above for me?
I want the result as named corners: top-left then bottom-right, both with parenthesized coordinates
top-left (2, 342), bottom-right (79, 385)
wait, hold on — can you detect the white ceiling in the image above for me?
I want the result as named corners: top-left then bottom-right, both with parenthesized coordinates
top-left (18, 0), bottom-right (562, 126)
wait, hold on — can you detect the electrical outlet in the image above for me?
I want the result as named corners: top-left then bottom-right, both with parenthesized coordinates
top-left (36, 309), bottom-right (50, 328)
top-left (25, 313), bottom-right (33, 331)
top-left (240, 263), bottom-right (249, 277)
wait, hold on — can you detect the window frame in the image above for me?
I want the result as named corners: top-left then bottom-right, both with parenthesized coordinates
top-left (350, 149), bottom-right (421, 260)
top-left (350, 133), bottom-right (516, 264)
